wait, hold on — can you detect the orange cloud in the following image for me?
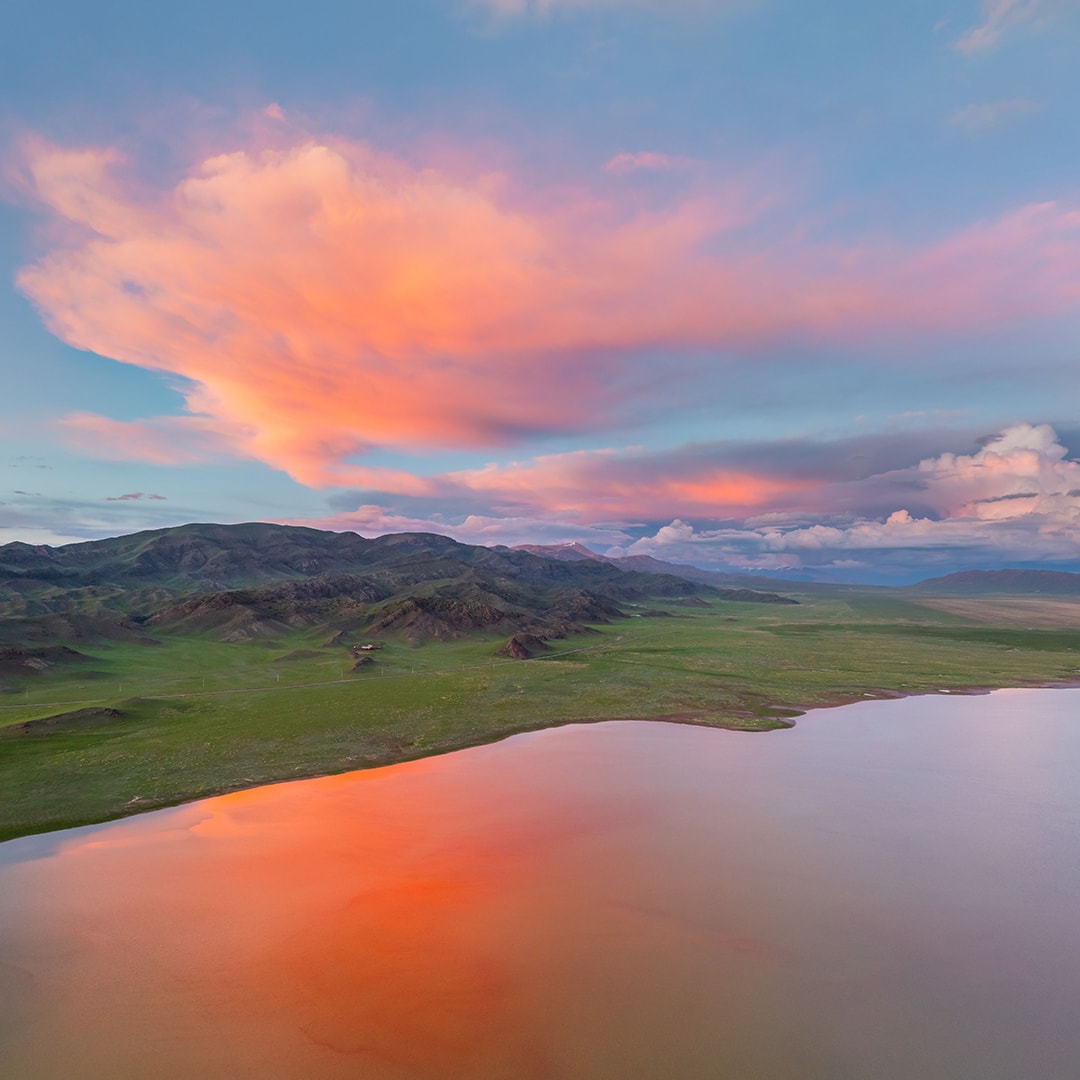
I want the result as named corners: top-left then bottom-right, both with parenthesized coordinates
top-left (60, 413), bottom-right (240, 466)
top-left (448, 449), bottom-right (819, 519)
top-left (15, 132), bottom-right (1080, 489)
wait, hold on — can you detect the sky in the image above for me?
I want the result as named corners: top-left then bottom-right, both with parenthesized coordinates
top-left (2, 0), bottom-right (1080, 583)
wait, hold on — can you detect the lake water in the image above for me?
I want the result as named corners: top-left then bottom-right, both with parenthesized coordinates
top-left (1, 687), bottom-right (1078, 1079)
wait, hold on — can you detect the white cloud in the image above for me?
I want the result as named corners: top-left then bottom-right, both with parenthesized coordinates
top-left (0, 527), bottom-right (90, 547)
top-left (622, 425), bottom-right (1080, 576)
top-left (899, 423), bottom-right (1080, 519)
top-left (284, 425), bottom-right (1080, 581)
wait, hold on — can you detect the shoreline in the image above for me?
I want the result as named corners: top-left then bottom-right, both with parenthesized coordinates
top-left (4, 675), bottom-right (1080, 846)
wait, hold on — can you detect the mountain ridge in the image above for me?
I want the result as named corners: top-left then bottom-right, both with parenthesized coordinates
top-left (907, 568), bottom-right (1080, 595)
top-left (512, 541), bottom-right (813, 590)
top-left (0, 523), bottom-right (797, 654)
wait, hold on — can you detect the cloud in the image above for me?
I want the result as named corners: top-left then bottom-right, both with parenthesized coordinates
top-left (0, 490), bottom-right (189, 547)
top-left (286, 504), bottom-right (634, 551)
top-left (448, 447), bottom-right (820, 520)
top-left (953, 0), bottom-right (1056, 53)
top-left (869, 423), bottom-right (1080, 521)
top-left (316, 429), bottom-right (975, 529)
top-left (603, 152), bottom-right (694, 174)
top-left (105, 492), bottom-right (167, 501)
top-left (0, 527), bottom-right (92, 547)
top-left (946, 98), bottom-right (1041, 133)
top-left (617, 425), bottom-right (1080, 576)
top-left (60, 414), bottom-right (239, 466)
top-left (15, 133), bottom-right (1080, 488)
top-left (466, 0), bottom-right (725, 17)
top-left (275, 424), bottom-right (1080, 580)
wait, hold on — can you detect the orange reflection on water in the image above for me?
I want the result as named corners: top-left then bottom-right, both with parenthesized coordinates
top-left (11, 704), bottom-right (1070, 1080)
top-left (0, 737), bottom-right (657, 1080)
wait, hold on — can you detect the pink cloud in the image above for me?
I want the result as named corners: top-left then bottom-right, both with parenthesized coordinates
top-left (616, 425), bottom-right (1080, 569)
top-left (473, 426), bottom-right (1080, 535)
top-left (105, 492), bottom-right (167, 501)
top-left (15, 132), bottom-right (1080, 488)
top-left (288, 504), bottom-right (634, 550)
top-left (446, 447), bottom-right (821, 519)
top-left (60, 414), bottom-right (241, 466)
top-left (467, 0), bottom-right (726, 16)
top-left (954, 0), bottom-right (1044, 53)
top-left (603, 151), bottom-right (694, 174)
top-left (282, 425), bottom-right (1080, 576)
top-left (881, 424), bottom-right (1080, 522)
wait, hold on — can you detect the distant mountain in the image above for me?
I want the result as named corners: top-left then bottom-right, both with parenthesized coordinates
top-left (511, 542), bottom-right (803, 592)
top-left (0, 524), bottom-right (798, 655)
top-left (512, 542), bottom-right (599, 563)
top-left (907, 569), bottom-right (1080, 595)
top-left (0, 524), bottom-right (797, 606)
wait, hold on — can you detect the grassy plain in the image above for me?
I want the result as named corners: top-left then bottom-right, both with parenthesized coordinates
top-left (2, 588), bottom-right (1080, 841)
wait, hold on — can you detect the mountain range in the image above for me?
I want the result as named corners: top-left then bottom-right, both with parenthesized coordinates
top-left (0, 524), bottom-right (797, 660)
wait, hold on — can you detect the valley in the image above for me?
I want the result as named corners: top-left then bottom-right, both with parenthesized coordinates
top-left (2, 524), bottom-right (1080, 841)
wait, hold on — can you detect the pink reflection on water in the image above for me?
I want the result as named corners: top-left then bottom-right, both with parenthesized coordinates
top-left (2, 727), bottom-right (706, 1079)
top-left (3, 696), bottom-right (1079, 1079)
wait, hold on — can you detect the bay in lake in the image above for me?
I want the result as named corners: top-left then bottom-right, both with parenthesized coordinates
top-left (1, 687), bottom-right (1078, 1079)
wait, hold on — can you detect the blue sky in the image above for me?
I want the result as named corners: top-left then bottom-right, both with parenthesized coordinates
top-left (2, 0), bottom-right (1080, 581)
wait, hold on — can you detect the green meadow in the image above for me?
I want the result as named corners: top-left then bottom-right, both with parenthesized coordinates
top-left (2, 589), bottom-right (1080, 841)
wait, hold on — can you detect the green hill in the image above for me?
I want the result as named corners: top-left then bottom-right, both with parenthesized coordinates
top-left (0, 523), bottom-right (796, 655)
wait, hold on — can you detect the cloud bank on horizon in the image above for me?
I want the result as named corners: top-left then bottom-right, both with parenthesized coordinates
top-left (2, 0), bottom-right (1080, 581)
top-left (295, 424), bottom-right (1080, 578)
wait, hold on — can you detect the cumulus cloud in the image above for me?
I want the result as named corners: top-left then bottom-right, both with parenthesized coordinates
top-left (15, 133), bottom-right (1080, 489)
top-left (272, 424), bottom-right (1080, 580)
top-left (617, 425), bottom-right (1080, 577)
top-left (878, 423), bottom-right (1080, 519)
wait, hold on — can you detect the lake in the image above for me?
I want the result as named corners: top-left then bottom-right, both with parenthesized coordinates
top-left (1, 687), bottom-right (1078, 1079)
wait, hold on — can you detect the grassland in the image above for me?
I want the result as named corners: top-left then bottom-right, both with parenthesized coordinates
top-left (2, 587), bottom-right (1080, 841)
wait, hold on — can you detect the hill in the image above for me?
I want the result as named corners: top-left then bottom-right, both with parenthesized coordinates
top-left (1, 524), bottom-right (757, 599)
top-left (907, 569), bottom-right (1080, 595)
top-left (0, 523), bottom-right (798, 656)
top-left (510, 542), bottom-right (804, 593)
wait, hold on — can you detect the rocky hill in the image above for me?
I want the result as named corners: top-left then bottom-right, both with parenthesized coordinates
top-left (0, 523), bottom-right (800, 656)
